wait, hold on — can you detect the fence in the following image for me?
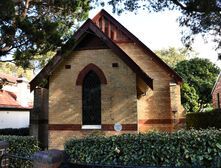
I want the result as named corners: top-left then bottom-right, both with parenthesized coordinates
top-left (0, 141), bottom-right (63, 168)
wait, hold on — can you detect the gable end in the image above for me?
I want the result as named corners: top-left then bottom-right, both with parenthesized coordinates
top-left (92, 9), bottom-right (183, 84)
top-left (30, 19), bottom-right (153, 91)
top-left (75, 32), bottom-right (109, 50)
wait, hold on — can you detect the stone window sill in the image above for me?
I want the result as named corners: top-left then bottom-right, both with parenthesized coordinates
top-left (81, 125), bottom-right (101, 129)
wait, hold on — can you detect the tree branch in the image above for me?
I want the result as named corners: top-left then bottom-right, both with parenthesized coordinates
top-left (22, 0), bottom-right (30, 18)
top-left (0, 59), bottom-right (14, 63)
top-left (170, 0), bottom-right (188, 10)
top-left (171, 0), bottom-right (221, 13)
top-left (0, 46), bottom-right (13, 56)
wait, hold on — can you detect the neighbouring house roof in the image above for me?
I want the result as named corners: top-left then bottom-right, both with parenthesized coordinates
top-left (211, 72), bottom-right (221, 94)
top-left (30, 9), bottom-right (182, 91)
top-left (0, 73), bottom-right (18, 84)
top-left (0, 90), bottom-right (32, 110)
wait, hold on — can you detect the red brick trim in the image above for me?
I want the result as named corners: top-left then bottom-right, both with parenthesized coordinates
top-left (102, 124), bottom-right (137, 131)
top-left (178, 118), bottom-right (186, 124)
top-left (49, 124), bottom-right (81, 130)
top-left (113, 40), bottom-right (133, 43)
top-left (48, 124), bottom-right (137, 131)
top-left (139, 119), bottom-right (174, 125)
top-left (76, 63), bottom-right (107, 85)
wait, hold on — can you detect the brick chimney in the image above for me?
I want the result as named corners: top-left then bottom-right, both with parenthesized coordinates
top-left (16, 76), bottom-right (29, 107)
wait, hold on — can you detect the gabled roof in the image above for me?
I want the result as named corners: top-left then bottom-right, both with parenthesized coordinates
top-left (0, 73), bottom-right (18, 84)
top-left (0, 90), bottom-right (31, 110)
top-left (211, 72), bottom-right (221, 94)
top-left (30, 18), bottom-right (153, 91)
top-left (92, 9), bottom-right (183, 83)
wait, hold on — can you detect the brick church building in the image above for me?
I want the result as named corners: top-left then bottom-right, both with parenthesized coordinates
top-left (30, 10), bottom-right (185, 149)
top-left (212, 72), bottom-right (221, 109)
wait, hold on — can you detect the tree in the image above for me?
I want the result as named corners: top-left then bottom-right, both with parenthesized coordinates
top-left (175, 58), bottom-right (220, 112)
top-left (105, 0), bottom-right (221, 53)
top-left (181, 83), bottom-right (199, 112)
top-left (0, 0), bottom-right (90, 68)
top-left (155, 47), bottom-right (195, 68)
top-left (0, 62), bottom-right (33, 80)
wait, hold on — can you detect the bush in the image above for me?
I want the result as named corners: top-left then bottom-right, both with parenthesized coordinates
top-left (0, 135), bottom-right (40, 168)
top-left (0, 127), bottom-right (29, 136)
top-left (186, 109), bottom-right (221, 129)
top-left (65, 129), bottom-right (221, 167)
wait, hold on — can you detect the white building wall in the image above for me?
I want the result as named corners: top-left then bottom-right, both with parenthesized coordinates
top-left (0, 111), bottom-right (30, 128)
top-left (2, 84), bottom-right (17, 93)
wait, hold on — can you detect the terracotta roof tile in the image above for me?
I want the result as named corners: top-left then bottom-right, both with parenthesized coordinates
top-left (0, 90), bottom-right (31, 109)
top-left (0, 73), bottom-right (18, 84)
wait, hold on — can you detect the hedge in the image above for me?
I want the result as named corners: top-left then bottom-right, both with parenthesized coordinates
top-left (0, 135), bottom-right (40, 168)
top-left (186, 109), bottom-right (221, 129)
top-left (65, 129), bottom-right (221, 167)
top-left (0, 127), bottom-right (29, 136)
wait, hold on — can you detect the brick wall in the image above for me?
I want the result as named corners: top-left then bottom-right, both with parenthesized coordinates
top-left (48, 49), bottom-right (137, 149)
top-left (212, 75), bottom-right (221, 109)
top-left (118, 43), bottom-right (184, 132)
top-left (170, 84), bottom-right (185, 129)
top-left (46, 44), bottom-right (183, 149)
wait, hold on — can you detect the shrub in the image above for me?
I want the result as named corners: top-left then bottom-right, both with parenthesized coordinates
top-left (0, 127), bottom-right (29, 136)
top-left (186, 109), bottom-right (221, 129)
top-left (65, 129), bottom-right (221, 167)
top-left (0, 135), bottom-right (40, 168)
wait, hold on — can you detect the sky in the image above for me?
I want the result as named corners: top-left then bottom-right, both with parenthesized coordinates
top-left (90, 6), bottom-right (221, 68)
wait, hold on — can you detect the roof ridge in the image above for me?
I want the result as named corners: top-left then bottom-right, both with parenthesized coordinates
top-left (92, 9), bottom-right (182, 83)
top-left (0, 72), bottom-right (18, 83)
top-left (30, 18), bottom-right (153, 91)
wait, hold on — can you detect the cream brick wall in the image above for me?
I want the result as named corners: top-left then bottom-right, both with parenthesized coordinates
top-left (170, 84), bottom-right (185, 118)
top-left (118, 43), bottom-right (172, 80)
top-left (48, 49), bottom-right (137, 148)
top-left (118, 43), bottom-right (183, 132)
top-left (47, 43), bottom-right (183, 148)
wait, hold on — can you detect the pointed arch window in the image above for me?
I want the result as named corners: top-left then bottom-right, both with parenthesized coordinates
top-left (82, 71), bottom-right (101, 126)
top-left (76, 64), bottom-right (107, 129)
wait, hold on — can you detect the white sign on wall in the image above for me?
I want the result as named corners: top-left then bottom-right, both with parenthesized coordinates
top-left (114, 123), bottom-right (122, 132)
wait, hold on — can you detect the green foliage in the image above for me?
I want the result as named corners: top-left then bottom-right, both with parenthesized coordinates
top-left (175, 58), bottom-right (220, 112)
top-left (33, 51), bottom-right (55, 69)
top-left (0, 127), bottom-right (29, 136)
top-left (181, 83), bottom-right (199, 112)
top-left (65, 129), bottom-right (221, 167)
top-left (0, 0), bottom-right (90, 68)
top-left (0, 62), bottom-right (33, 80)
top-left (0, 135), bottom-right (40, 168)
top-left (155, 47), bottom-right (193, 68)
top-left (186, 109), bottom-right (221, 129)
top-left (104, 0), bottom-right (221, 51)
